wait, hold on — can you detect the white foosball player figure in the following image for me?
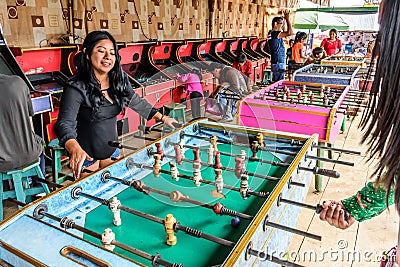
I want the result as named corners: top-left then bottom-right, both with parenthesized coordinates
top-left (170, 161), bottom-right (179, 181)
top-left (109, 196), bottom-right (122, 226)
top-left (240, 173), bottom-right (249, 200)
top-left (101, 228), bottom-right (116, 251)
top-left (193, 162), bottom-right (202, 186)
top-left (207, 144), bottom-right (214, 165)
top-left (215, 169), bottom-right (223, 193)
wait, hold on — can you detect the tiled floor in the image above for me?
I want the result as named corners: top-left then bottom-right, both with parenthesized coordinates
top-left (2, 107), bottom-right (397, 267)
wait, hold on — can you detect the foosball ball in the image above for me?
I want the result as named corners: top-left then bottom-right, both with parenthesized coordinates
top-left (0, 120), bottom-right (356, 267)
top-left (293, 64), bottom-right (360, 87)
top-left (321, 55), bottom-right (367, 68)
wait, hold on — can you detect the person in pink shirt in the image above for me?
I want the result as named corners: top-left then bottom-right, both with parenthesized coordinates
top-left (176, 68), bottom-right (204, 119)
top-left (320, 28), bottom-right (343, 56)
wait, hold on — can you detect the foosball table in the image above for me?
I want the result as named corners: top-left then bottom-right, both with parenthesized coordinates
top-left (0, 120), bottom-right (348, 267)
top-left (321, 55), bottom-right (367, 68)
top-left (238, 81), bottom-right (353, 143)
top-left (293, 64), bottom-right (360, 88)
top-left (238, 81), bottom-right (362, 191)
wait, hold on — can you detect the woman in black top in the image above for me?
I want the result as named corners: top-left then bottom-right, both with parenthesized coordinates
top-left (55, 31), bottom-right (177, 179)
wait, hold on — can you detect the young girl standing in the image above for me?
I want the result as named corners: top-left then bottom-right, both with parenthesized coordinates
top-left (176, 68), bottom-right (204, 120)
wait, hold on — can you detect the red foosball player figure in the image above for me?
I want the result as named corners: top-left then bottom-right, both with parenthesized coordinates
top-left (193, 148), bottom-right (202, 186)
top-left (155, 143), bottom-right (164, 160)
top-left (235, 157), bottom-right (243, 179)
top-left (174, 145), bottom-right (182, 165)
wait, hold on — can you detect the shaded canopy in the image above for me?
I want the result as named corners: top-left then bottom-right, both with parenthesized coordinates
top-left (294, 11), bottom-right (353, 31)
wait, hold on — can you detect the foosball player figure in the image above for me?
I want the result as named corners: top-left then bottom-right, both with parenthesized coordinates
top-left (169, 190), bottom-right (186, 203)
top-left (320, 86), bottom-right (324, 97)
top-left (207, 144), bottom-right (214, 164)
top-left (240, 150), bottom-right (247, 163)
top-left (210, 135), bottom-right (218, 151)
top-left (153, 153), bottom-right (161, 177)
top-left (214, 168), bottom-right (224, 193)
top-left (298, 92), bottom-right (303, 101)
top-left (169, 161), bottom-right (179, 181)
top-left (155, 143), bottom-right (164, 160)
top-left (250, 141), bottom-right (260, 160)
top-left (164, 214), bottom-right (177, 246)
top-left (256, 132), bottom-right (264, 147)
top-left (310, 94), bottom-right (315, 104)
top-left (109, 196), bottom-right (122, 226)
top-left (286, 90), bottom-right (290, 99)
top-left (302, 84), bottom-right (306, 93)
top-left (213, 151), bottom-right (222, 169)
top-left (323, 94), bottom-right (329, 106)
top-left (235, 157), bottom-right (244, 178)
top-left (101, 228), bottom-right (116, 251)
top-left (174, 145), bottom-right (183, 165)
top-left (240, 173), bottom-right (249, 200)
top-left (193, 161), bottom-right (202, 186)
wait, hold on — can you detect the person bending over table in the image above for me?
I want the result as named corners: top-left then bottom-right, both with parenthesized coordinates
top-left (208, 62), bottom-right (248, 122)
top-left (55, 31), bottom-right (177, 179)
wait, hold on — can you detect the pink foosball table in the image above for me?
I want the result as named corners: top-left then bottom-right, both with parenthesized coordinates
top-left (238, 80), bottom-right (350, 143)
top-left (237, 80), bottom-right (355, 191)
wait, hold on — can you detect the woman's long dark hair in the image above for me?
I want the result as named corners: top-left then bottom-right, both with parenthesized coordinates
top-left (72, 31), bottom-right (131, 114)
top-left (360, 0), bottom-right (400, 211)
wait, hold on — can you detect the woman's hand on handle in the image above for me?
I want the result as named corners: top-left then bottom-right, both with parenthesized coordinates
top-left (65, 139), bottom-right (93, 179)
top-left (163, 117), bottom-right (179, 128)
top-left (319, 200), bottom-right (356, 229)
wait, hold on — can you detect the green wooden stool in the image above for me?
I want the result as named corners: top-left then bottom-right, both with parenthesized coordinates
top-left (0, 160), bottom-right (50, 220)
top-left (263, 69), bottom-right (273, 83)
top-left (163, 103), bottom-right (186, 132)
top-left (48, 139), bottom-right (74, 184)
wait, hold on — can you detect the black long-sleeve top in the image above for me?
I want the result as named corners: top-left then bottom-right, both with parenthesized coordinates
top-left (55, 78), bottom-right (157, 160)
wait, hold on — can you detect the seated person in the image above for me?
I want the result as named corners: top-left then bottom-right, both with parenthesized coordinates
top-left (0, 74), bottom-right (45, 175)
top-left (232, 53), bottom-right (253, 91)
top-left (304, 47), bottom-right (324, 66)
top-left (208, 62), bottom-right (247, 122)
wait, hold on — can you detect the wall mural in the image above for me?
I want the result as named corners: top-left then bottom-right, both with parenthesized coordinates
top-left (0, 0), bottom-right (298, 47)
